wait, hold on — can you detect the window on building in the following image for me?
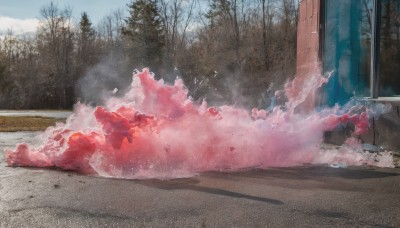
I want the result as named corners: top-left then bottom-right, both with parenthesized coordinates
top-left (320, 0), bottom-right (400, 105)
top-left (378, 0), bottom-right (400, 97)
top-left (321, 0), bottom-right (372, 105)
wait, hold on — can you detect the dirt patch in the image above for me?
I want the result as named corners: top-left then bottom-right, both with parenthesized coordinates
top-left (0, 116), bottom-right (65, 132)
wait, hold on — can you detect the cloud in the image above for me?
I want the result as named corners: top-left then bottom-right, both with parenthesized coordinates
top-left (0, 16), bottom-right (39, 36)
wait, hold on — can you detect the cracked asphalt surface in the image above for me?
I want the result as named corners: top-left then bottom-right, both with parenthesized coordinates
top-left (1, 132), bottom-right (400, 227)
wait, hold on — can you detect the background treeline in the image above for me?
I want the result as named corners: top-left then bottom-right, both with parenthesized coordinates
top-left (0, 0), bottom-right (298, 110)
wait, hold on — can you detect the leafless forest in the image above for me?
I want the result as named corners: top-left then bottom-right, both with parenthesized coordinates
top-left (0, 0), bottom-right (299, 109)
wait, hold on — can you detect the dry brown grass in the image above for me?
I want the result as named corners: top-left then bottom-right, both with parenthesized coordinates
top-left (0, 116), bottom-right (65, 132)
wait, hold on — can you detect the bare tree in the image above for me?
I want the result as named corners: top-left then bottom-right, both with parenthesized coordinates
top-left (37, 1), bottom-right (75, 108)
top-left (0, 0), bottom-right (300, 109)
top-left (159, 0), bottom-right (197, 72)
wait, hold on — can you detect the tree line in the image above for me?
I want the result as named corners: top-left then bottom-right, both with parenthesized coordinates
top-left (0, 0), bottom-right (299, 110)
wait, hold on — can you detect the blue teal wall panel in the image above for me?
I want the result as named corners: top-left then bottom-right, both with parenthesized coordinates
top-left (322, 0), bottom-right (371, 106)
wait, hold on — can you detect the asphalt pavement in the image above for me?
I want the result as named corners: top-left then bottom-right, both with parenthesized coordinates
top-left (1, 132), bottom-right (400, 227)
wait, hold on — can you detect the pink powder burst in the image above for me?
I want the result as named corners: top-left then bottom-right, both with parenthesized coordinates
top-left (5, 69), bottom-right (393, 179)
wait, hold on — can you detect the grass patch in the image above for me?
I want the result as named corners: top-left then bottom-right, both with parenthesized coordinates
top-left (0, 116), bottom-right (65, 132)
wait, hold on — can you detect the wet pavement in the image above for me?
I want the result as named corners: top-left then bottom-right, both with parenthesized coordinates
top-left (0, 132), bottom-right (41, 148)
top-left (1, 132), bottom-right (400, 227)
top-left (0, 110), bottom-right (72, 119)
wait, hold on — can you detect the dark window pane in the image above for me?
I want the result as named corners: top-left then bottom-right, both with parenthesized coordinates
top-left (378, 0), bottom-right (400, 96)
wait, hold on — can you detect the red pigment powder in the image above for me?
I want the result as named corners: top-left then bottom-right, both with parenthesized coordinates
top-left (5, 69), bottom-right (393, 179)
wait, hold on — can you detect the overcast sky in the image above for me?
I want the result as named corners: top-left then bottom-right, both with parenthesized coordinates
top-left (0, 0), bottom-right (131, 36)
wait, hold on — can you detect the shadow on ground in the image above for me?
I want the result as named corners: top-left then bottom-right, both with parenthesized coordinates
top-left (208, 166), bottom-right (400, 180)
top-left (136, 178), bottom-right (284, 205)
